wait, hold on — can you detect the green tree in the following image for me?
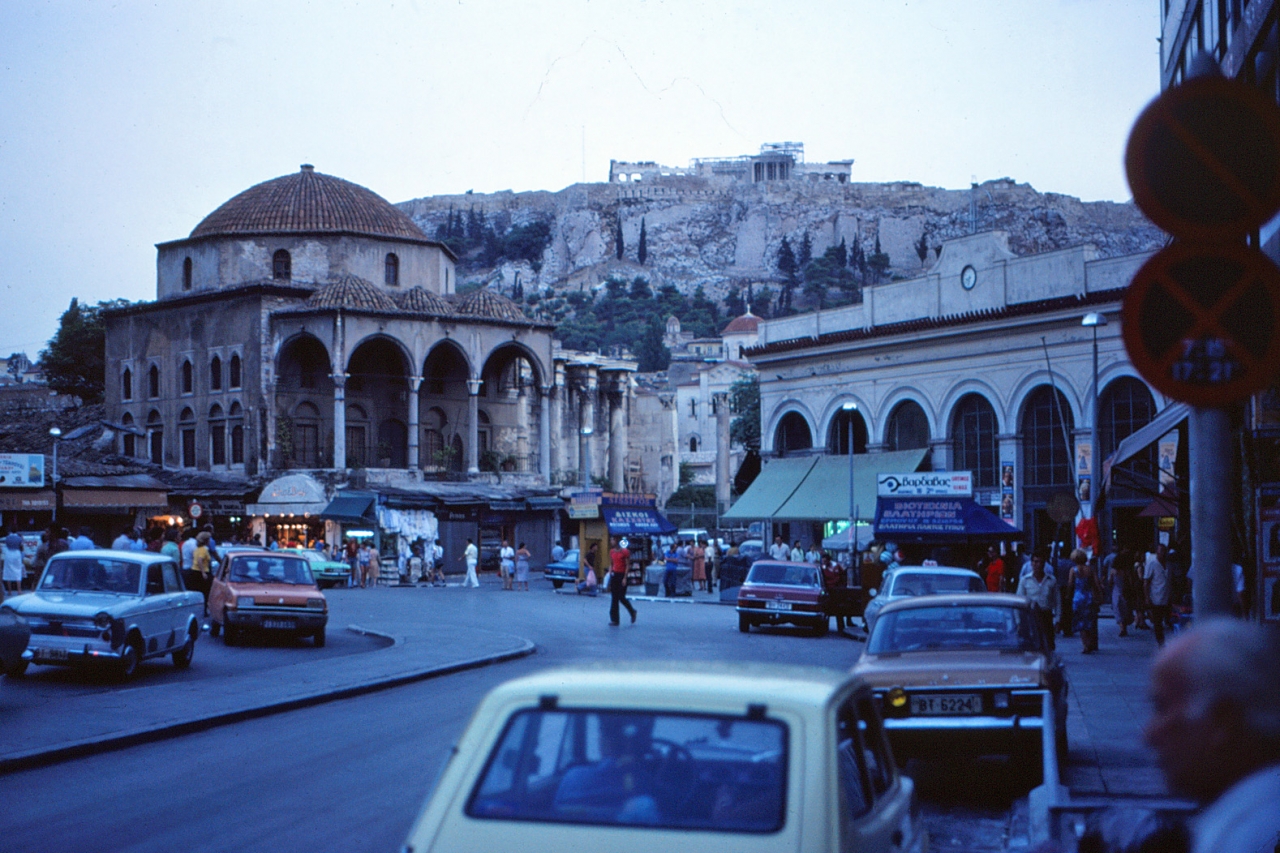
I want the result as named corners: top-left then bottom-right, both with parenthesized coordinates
top-left (729, 374), bottom-right (760, 450)
top-left (39, 298), bottom-right (122, 404)
top-left (637, 217), bottom-right (648, 265)
top-left (915, 230), bottom-right (930, 266)
top-left (723, 288), bottom-right (745, 318)
top-left (776, 237), bottom-right (799, 313)
top-left (628, 276), bottom-right (652, 300)
top-left (798, 232), bottom-right (812, 269)
top-left (867, 233), bottom-right (891, 283)
top-left (634, 317), bottom-right (671, 371)
top-left (615, 215), bottom-right (625, 260)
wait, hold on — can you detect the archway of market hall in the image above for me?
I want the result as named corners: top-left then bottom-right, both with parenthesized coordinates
top-left (346, 336), bottom-right (410, 469)
top-left (478, 343), bottom-right (545, 474)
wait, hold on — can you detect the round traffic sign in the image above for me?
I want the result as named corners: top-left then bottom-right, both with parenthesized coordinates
top-left (189, 501), bottom-right (203, 519)
top-left (1122, 242), bottom-right (1280, 407)
top-left (1125, 76), bottom-right (1280, 241)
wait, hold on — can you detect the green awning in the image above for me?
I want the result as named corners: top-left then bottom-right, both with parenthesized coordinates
top-left (772, 449), bottom-right (929, 521)
top-left (320, 493), bottom-right (377, 524)
top-left (720, 456), bottom-right (818, 521)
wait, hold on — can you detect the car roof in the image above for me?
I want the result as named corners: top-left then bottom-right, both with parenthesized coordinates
top-left (887, 565), bottom-right (980, 577)
top-left (748, 559), bottom-right (814, 567)
top-left (47, 549), bottom-right (175, 564)
top-left (488, 661), bottom-right (857, 713)
top-left (877, 592), bottom-right (1030, 615)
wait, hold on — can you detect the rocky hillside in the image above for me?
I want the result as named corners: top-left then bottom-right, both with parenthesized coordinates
top-left (398, 175), bottom-right (1165, 310)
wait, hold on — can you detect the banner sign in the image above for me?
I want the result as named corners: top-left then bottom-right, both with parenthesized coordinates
top-left (877, 471), bottom-right (972, 498)
top-left (0, 453), bottom-right (45, 488)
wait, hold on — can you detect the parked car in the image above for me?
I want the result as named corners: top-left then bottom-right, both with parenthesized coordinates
top-left (0, 550), bottom-right (202, 679)
top-left (208, 550), bottom-right (328, 646)
top-left (543, 549), bottom-right (580, 589)
top-left (851, 593), bottom-right (1068, 765)
top-left (0, 606), bottom-right (31, 676)
top-left (861, 565), bottom-right (985, 635)
top-left (401, 662), bottom-right (926, 853)
top-left (735, 560), bottom-right (827, 635)
top-left (735, 539), bottom-right (765, 561)
top-left (282, 548), bottom-right (351, 589)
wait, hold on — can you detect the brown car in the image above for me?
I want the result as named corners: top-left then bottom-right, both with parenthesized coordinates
top-left (208, 549), bottom-right (328, 647)
top-left (851, 593), bottom-right (1068, 765)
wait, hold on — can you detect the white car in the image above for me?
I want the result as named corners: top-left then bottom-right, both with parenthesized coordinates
top-left (861, 565), bottom-right (985, 635)
top-left (403, 662), bottom-right (926, 853)
top-left (1, 550), bottom-right (203, 680)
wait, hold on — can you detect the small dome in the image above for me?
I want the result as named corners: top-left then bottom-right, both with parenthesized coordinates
top-left (306, 274), bottom-right (399, 312)
top-left (190, 165), bottom-right (427, 241)
top-left (454, 288), bottom-right (528, 322)
top-left (395, 287), bottom-right (455, 316)
top-left (721, 311), bottom-right (761, 335)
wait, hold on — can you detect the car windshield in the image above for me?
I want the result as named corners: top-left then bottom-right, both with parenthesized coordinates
top-left (227, 556), bottom-right (314, 585)
top-left (888, 572), bottom-right (985, 597)
top-left (467, 708), bottom-right (787, 833)
top-left (868, 604), bottom-right (1039, 654)
top-left (746, 563), bottom-right (819, 587)
top-left (40, 557), bottom-right (142, 594)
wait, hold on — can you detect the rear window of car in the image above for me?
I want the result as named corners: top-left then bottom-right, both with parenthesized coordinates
top-left (887, 572), bottom-right (984, 596)
top-left (227, 556), bottom-right (314, 585)
top-left (746, 563), bottom-right (819, 587)
top-left (467, 708), bottom-right (788, 833)
top-left (41, 557), bottom-right (141, 594)
top-left (868, 605), bottom-right (1038, 654)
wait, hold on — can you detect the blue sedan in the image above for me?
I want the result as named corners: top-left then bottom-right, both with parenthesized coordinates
top-left (543, 549), bottom-right (580, 589)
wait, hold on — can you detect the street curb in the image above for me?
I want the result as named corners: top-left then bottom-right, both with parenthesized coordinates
top-left (0, 627), bottom-right (537, 774)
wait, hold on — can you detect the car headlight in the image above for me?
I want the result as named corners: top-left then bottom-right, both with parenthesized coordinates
top-left (887, 686), bottom-right (909, 711)
top-left (306, 598), bottom-right (325, 609)
top-left (234, 597), bottom-right (253, 608)
top-left (93, 612), bottom-right (112, 629)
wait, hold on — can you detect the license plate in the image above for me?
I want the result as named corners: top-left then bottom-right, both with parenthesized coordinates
top-left (910, 693), bottom-right (982, 715)
top-left (765, 600), bottom-right (792, 611)
top-left (35, 647), bottom-right (68, 662)
top-left (263, 619), bottom-right (295, 630)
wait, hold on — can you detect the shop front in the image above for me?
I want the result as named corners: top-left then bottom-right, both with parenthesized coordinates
top-left (161, 475), bottom-right (255, 543)
top-left (60, 475), bottom-right (171, 544)
top-left (0, 489), bottom-right (55, 535)
top-left (246, 474), bottom-right (332, 549)
top-left (319, 490), bottom-right (382, 566)
top-left (570, 490), bottom-right (675, 586)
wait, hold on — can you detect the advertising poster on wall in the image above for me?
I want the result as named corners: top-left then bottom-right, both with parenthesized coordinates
top-left (1000, 460), bottom-right (1015, 521)
top-left (0, 453), bottom-right (44, 487)
top-left (1260, 485), bottom-right (1280, 622)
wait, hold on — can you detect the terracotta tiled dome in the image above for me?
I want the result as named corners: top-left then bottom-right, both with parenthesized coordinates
top-left (453, 288), bottom-right (528, 322)
top-left (306, 274), bottom-right (399, 313)
top-left (721, 311), bottom-right (761, 335)
top-left (190, 165), bottom-right (427, 241)
top-left (395, 287), bottom-right (455, 316)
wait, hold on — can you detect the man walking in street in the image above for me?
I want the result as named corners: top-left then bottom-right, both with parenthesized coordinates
top-left (1144, 543), bottom-right (1172, 646)
top-left (608, 536), bottom-right (636, 626)
top-left (768, 535), bottom-right (789, 561)
top-left (1144, 618), bottom-right (1280, 852)
top-left (1015, 549), bottom-right (1058, 649)
top-left (461, 537), bottom-right (480, 587)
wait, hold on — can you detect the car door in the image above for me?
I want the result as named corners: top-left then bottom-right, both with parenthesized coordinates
top-left (141, 563), bottom-right (176, 654)
top-left (160, 561), bottom-right (194, 646)
top-left (208, 558), bottom-right (231, 623)
top-left (837, 688), bottom-right (919, 853)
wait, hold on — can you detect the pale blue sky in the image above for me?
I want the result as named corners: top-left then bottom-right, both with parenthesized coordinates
top-left (0, 0), bottom-right (1160, 358)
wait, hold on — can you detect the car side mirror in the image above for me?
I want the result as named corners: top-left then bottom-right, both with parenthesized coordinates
top-left (869, 587), bottom-right (878, 598)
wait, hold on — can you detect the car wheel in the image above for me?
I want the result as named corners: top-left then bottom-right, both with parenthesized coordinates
top-left (812, 618), bottom-right (829, 637)
top-left (209, 620), bottom-right (221, 638)
top-left (551, 580), bottom-right (564, 589)
top-left (172, 630), bottom-right (196, 669)
top-left (7, 659), bottom-right (28, 677)
top-left (738, 614), bottom-right (751, 633)
top-left (313, 626), bottom-right (326, 648)
top-left (223, 623), bottom-right (238, 646)
top-left (118, 639), bottom-right (142, 681)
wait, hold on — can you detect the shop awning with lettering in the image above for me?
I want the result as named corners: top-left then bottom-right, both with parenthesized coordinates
top-left (0, 490), bottom-right (55, 511)
top-left (874, 496), bottom-right (1019, 541)
top-left (602, 507), bottom-right (677, 536)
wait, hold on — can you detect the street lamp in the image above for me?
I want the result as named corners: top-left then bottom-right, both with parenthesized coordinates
top-left (1082, 313), bottom-right (1107, 536)
top-left (580, 426), bottom-right (593, 490)
top-left (841, 402), bottom-right (859, 574)
top-left (49, 426), bottom-right (62, 524)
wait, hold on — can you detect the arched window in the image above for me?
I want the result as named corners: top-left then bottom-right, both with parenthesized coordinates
top-left (1100, 377), bottom-right (1156, 500)
top-left (689, 435), bottom-right (700, 453)
top-left (950, 394), bottom-right (999, 488)
top-left (210, 356), bottom-right (222, 391)
top-left (377, 419), bottom-right (408, 468)
top-left (346, 404), bottom-right (369, 468)
top-left (272, 249), bottom-right (291, 281)
top-left (180, 407), bottom-right (196, 468)
top-left (773, 411), bottom-right (813, 455)
top-left (477, 410), bottom-right (491, 454)
top-left (209, 404), bottom-right (226, 466)
top-left (229, 401), bottom-right (244, 465)
top-left (293, 401), bottom-right (321, 467)
top-left (121, 368), bottom-right (132, 402)
top-left (827, 407), bottom-right (868, 455)
top-left (182, 257), bottom-right (193, 290)
top-left (885, 400), bottom-right (929, 451)
top-left (384, 253), bottom-right (399, 286)
top-left (181, 360), bottom-right (193, 395)
top-left (1021, 386), bottom-right (1074, 487)
top-left (121, 412), bottom-right (136, 458)
top-left (449, 434), bottom-right (464, 472)
top-left (229, 354), bottom-right (241, 389)
top-left (422, 407), bottom-right (447, 470)
top-left (147, 409), bottom-right (163, 465)
top-left (148, 365), bottom-right (160, 399)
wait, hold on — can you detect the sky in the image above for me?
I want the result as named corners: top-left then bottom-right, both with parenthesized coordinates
top-left (0, 0), bottom-right (1161, 361)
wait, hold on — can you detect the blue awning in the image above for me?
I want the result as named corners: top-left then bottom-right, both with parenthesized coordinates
top-left (602, 507), bottom-right (677, 536)
top-left (874, 497), bottom-right (1019, 541)
top-left (320, 493), bottom-right (377, 524)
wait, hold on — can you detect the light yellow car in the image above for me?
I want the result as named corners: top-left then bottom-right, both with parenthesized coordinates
top-left (402, 661), bottom-right (927, 853)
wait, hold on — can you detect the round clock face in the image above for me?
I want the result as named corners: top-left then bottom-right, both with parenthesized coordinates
top-left (961, 265), bottom-right (977, 290)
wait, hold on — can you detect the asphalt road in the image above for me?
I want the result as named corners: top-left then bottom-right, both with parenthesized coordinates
top-left (0, 585), bottom-right (1032, 852)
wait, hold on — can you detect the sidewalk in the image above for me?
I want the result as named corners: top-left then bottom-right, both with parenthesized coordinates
top-left (0, 585), bottom-right (535, 772)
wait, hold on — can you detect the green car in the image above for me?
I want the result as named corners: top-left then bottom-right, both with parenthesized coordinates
top-left (283, 549), bottom-right (351, 589)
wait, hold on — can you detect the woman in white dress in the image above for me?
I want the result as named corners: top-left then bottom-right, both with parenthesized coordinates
top-left (499, 539), bottom-right (515, 591)
top-left (2, 529), bottom-right (26, 595)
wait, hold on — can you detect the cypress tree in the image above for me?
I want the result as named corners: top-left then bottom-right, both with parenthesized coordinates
top-left (615, 215), bottom-right (625, 260)
top-left (637, 217), bottom-right (648, 265)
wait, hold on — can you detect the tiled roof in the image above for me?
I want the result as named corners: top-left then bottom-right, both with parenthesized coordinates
top-left (721, 312), bottom-right (761, 335)
top-left (305, 274), bottom-right (399, 313)
top-left (453, 288), bottom-right (529, 322)
top-left (395, 287), bottom-right (455, 316)
top-left (747, 287), bottom-right (1128, 357)
top-left (189, 165), bottom-right (427, 241)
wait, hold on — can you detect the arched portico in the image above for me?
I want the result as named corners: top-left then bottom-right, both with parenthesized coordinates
top-left (479, 343), bottom-right (546, 475)
top-left (345, 336), bottom-right (410, 468)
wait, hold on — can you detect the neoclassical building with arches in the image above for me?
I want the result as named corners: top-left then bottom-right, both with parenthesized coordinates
top-left (747, 231), bottom-right (1174, 549)
top-left (103, 166), bottom-right (635, 493)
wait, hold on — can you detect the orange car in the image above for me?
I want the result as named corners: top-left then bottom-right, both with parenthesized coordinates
top-left (208, 549), bottom-right (328, 647)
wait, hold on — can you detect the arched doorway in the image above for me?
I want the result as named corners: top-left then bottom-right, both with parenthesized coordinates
top-left (885, 400), bottom-right (929, 451)
top-left (277, 335), bottom-right (333, 468)
top-left (346, 337), bottom-right (409, 468)
top-left (1099, 377), bottom-right (1158, 550)
top-left (950, 393), bottom-right (999, 488)
top-left (480, 344), bottom-right (543, 473)
top-left (421, 342), bottom-right (471, 474)
top-left (773, 411), bottom-right (813, 455)
top-left (1021, 385), bottom-right (1075, 548)
top-left (827, 407), bottom-right (868, 455)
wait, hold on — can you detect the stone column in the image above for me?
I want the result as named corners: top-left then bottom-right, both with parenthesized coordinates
top-left (608, 375), bottom-right (627, 492)
top-left (551, 362), bottom-right (566, 476)
top-left (332, 375), bottom-right (347, 470)
top-left (580, 367), bottom-right (597, 484)
top-left (539, 386), bottom-right (552, 480)
top-left (714, 391), bottom-right (731, 514)
top-left (408, 375), bottom-right (422, 470)
top-left (930, 438), bottom-right (952, 472)
top-left (516, 386), bottom-right (530, 473)
top-left (467, 378), bottom-right (482, 475)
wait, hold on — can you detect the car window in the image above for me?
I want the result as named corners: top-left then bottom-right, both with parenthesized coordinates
top-left (890, 572), bottom-right (982, 596)
top-left (868, 605), bottom-right (1038, 654)
top-left (467, 708), bottom-right (787, 833)
top-left (835, 692), bottom-right (895, 821)
top-left (146, 564), bottom-right (166, 595)
top-left (227, 556), bottom-right (314, 585)
top-left (746, 563), bottom-right (819, 586)
top-left (42, 557), bottom-right (141, 594)
top-left (161, 562), bottom-right (183, 593)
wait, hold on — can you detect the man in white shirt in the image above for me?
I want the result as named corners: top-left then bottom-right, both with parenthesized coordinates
top-left (1144, 618), bottom-right (1280, 853)
top-left (1144, 544), bottom-right (1171, 647)
top-left (768, 536), bottom-right (789, 561)
top-left (805, 545), bottom-right (821, 564)
top-left (111, 528), bottom-right (133, 551)
top-left (461, 538), bottom-right (480, 588)
top-left (1015, 550), bottom-right (1059, 649)
top-left (181, 531), bottom-right (197, 572)
top-left (789, 541), bottom-right (804, 562)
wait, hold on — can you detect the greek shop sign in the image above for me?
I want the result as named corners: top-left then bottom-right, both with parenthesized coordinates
top-left (876, 472), bottom-right (972, 498)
